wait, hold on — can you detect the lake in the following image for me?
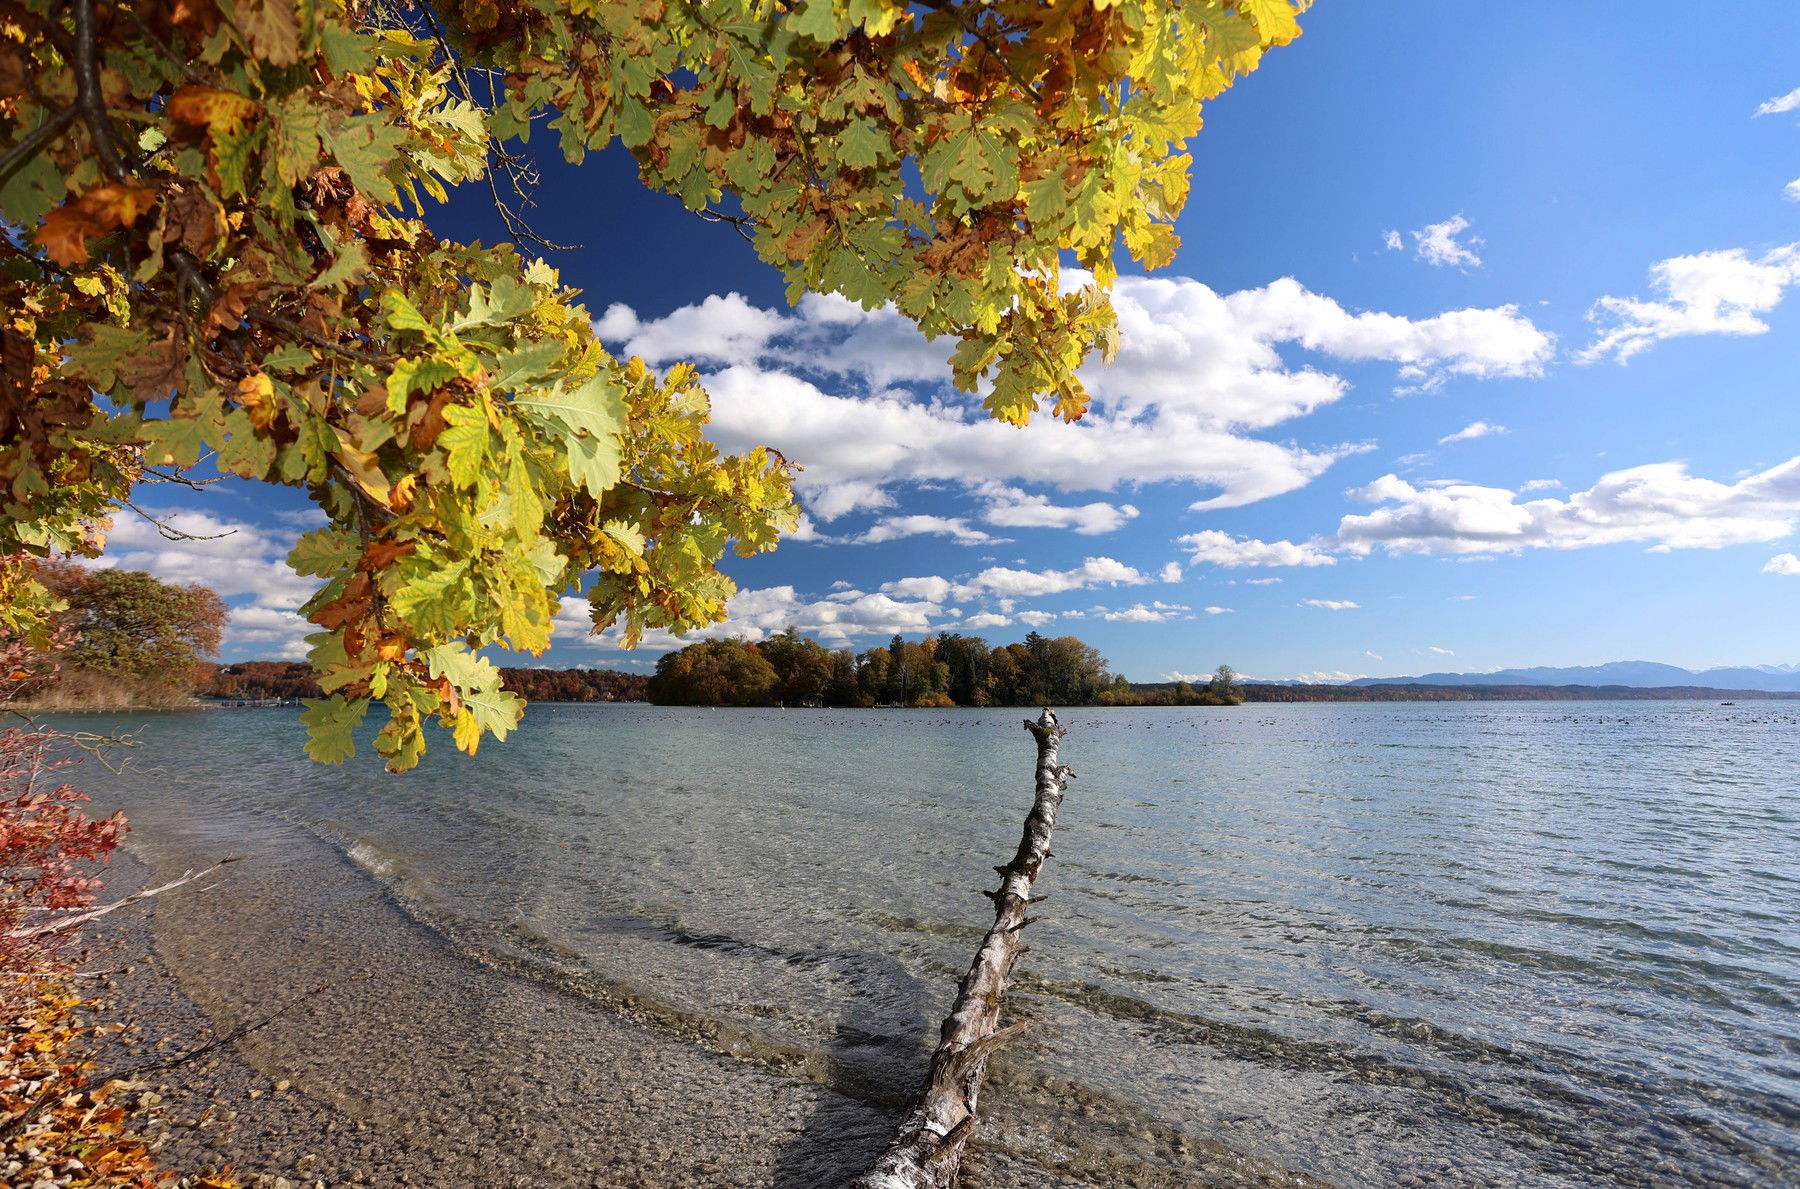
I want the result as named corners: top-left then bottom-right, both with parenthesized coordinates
top-left (56, 701), bottom-right (1800, 1186)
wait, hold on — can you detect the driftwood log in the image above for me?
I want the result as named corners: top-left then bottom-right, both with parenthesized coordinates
top-left (854, 707), bottom-right (1074, 1189)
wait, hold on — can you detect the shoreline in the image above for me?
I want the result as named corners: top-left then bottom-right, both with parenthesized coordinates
top-left (82, 834), bottom-right (905, 1188)
top-left (78, 777), bottom-right (1314, 1189)
top-left (82, 810), bottom-right (1178, 1188)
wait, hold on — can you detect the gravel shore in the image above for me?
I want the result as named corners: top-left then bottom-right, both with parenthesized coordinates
top-left (82, 847), bottom-right (905, 1188)
top-left (80, 842), bottom-right (1139, 1189)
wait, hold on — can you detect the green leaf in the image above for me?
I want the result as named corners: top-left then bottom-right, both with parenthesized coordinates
top-left (454, 686), bottom-right (525, 754)
top-left (790, 0), bottom-right (844, 44)
top-left (218, 411), bottom-right (278, 477)
top-left (422, 642), bottom-right (502, 693)
top-left (334, 117), bottom-right (407, 204)
top-left (488, 340), bottom-right (563, 390)
top-left (390, 555), bottom-right (471, 624)
top-left (211, 122), bottom-right (262, 200)
top-left (436, 404), bottom-right (490, 487)
top-left (451, 278), bottom-right (536, 332)
top-left (139, 417), bottom-right (207, 467)
top-left (387, 355), bottom-right (461, 412)
top-left (1022, 172), bottom-right (1068, 225)
top-left (319, 20), bottom-right (374, 75)
top-left (837, 120), bottom-right (888, 170)
top-left (381, 291), bottom-right (434, 334)
top-left (65, 324), bottom-right (151, 393)
top-left (310, 239), bottom-right (369, 290)
top-left (510, 374), bottom-right (625, 441)
top-left (262, 344), bottom-right (315, 371)
top-left (301, 696), bottom-right (369, 764)
top-left (511, 374), bottom-right (626, 494)
top-left (289, 528), bottom-right (360, 577)
top-left (272, 94), bottom-right (328, 185)
top-left (0, 131), bottom-right (67, 225)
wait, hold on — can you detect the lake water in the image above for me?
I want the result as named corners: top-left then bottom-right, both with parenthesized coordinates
top-left (55, 701), bottom-right (1800, 1186)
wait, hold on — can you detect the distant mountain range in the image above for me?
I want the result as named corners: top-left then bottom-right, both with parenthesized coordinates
top-left (1348, 662), bottom-right (1800, 692)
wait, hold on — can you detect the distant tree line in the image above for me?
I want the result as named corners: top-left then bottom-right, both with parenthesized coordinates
top-left (200, 662), bottom-right (650, 703)
top-left (1236, 682), bottom-right (1800, 702)
top-left (647, 628), bottom-right (1244, 708)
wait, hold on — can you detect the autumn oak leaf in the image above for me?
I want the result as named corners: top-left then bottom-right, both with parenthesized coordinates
top-left (34, 184), bottom-right (157, 266)
top-left (166, 86), bottom-right (260, 138)
top-left (234, 0), bottom-right (304, 65)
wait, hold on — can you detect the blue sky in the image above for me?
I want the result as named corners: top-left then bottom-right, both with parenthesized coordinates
top-left (112, 1), bottom-right (1800, 682)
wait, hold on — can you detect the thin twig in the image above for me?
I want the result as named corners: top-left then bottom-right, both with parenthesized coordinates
top-left (7, 857), bottom-right (246, 941)
top-left (414, 1), bottom-right (578, 252)
top-left (119, 497), bottom-right (235, 541)
top-left (245, 309), bottom-right (391, 366)
top-left (0, 103), bottom-right (79, 182)
top-left (139, 466), bottom-right (224, 489)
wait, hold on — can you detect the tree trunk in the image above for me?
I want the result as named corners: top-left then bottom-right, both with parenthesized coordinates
top-left (853, 707), bottom-right (1074, 1189)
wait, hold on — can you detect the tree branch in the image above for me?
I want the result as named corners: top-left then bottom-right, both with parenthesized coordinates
top-left (70, 0), bottom-right (391, 368)
top-left (70, 0), bottom-right (129, 183)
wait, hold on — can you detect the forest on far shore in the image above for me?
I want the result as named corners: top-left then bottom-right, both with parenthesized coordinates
top-left (16, 564), bottom-right (1787, 711)
top-left (644, 628), bottom-right (1244, 708)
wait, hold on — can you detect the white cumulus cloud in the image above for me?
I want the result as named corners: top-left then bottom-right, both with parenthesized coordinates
top-left (1578, 243), bottom-right (1800, 363)
top-left (1407, 214), bottom-right (1483, 269)
top-left (1764, 553), bottom-right (1800, 575)
top-left (1754, 86), bottom-right (1800, 117)
top-left (876, 556), bottom-right (1161, 606)
top-left (1438, 420), bottom-right (1508, 445)
top-left (558, 583), bottom-right (950, 650)
top-left (599, 274), bottom-right (1551, 522)
top-left (977, 484), bottom-right (1139, 536)
top-left (856, 515), bottom-right (998, 546)
top-left (1178, 529), bottom-right (1336, 568)
top-left (1337, 456), bottom-right (1800, 556)
top-left (1102, 604), bottom-right (1186, 623)
top-left (1301, 599), bottom-right (1360, 611)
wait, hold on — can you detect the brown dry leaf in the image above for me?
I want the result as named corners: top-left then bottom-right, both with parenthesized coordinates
top-left (311, 573), bottom-right (373, 629)
top-left (353, 381), bottom-right (389, 418)
top-left (407, 387), bottom-right (455, 450)
top-left (205, 284), bottom-right (256, 336)
top-left (34, 185), bottom-right (156, 266)
top-left (235, 0), bottom-right (303, 66)
top-left (119, 323), bottom-right (186, 400)
top-left (0, 46), bottom-right (27, 96)
top-left (170, 0), bottom-right (224, 38)
top-left (33, 206), bottom-right (92, 266)
top-left (160, 180), bottom-right (224, 255)
top-left (360, 539), bottom-right (416, 571)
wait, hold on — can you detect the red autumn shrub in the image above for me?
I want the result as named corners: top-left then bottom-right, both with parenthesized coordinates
top-left (0, 728), bottom-right (125, 1006)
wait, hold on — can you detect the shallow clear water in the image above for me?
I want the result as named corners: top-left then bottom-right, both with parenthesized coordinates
top-left (58, 701), bottom-right (1800, 1186)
